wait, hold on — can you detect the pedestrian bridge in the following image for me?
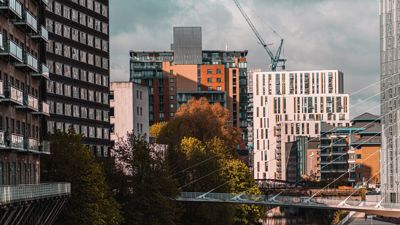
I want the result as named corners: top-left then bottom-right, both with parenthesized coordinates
top-left (176, 192), bottom-right (400, 218)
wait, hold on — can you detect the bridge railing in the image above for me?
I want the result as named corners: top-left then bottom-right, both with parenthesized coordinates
top-left (0, 183), bottom-right (71, 205)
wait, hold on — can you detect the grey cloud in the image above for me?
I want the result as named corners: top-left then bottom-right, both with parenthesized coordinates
top-left (109, 0), bottom-right (380, 118)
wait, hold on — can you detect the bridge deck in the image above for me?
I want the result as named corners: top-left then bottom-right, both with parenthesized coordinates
top-left (176, 192), bottom-right (400, 218)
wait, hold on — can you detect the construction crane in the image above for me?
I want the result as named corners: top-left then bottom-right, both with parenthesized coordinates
top-left (233, 0), bottom-right (286, 71)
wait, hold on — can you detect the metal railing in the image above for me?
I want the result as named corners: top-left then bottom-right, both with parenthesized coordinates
top-left (25, 93), bottom-right (39, 110)
top-left (0, 0), bottom-right (22, 19)
top-left (4, 39), bottom-right (23, 62)
top-left (0, 130), bottom-right (4, 147)
top-left (0, 80), bottom-right (3, 97)
top-left (10, 133), bottom-right (24, 150)
top-left (27, 138), bottom-right (38, 151)
top-left (0, 183), bottom-right (71, 204)
top-left (8, 86), bottom-right (23, 104)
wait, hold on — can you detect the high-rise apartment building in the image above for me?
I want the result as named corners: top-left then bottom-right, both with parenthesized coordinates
top-left (45, 0), bottom-right (111, 157)
top-left (319, 113), bottom-right (381, 186)
top-left (0, 0), bottom-right (70, 223)
top-left (110, 82), bottom-right (149, 141)
top-left (130, 27), bottom-right (249, 145)
top-left (252, 70), bottom-right (350, 180)
top-left (380, 0), bottom-right (400, 203)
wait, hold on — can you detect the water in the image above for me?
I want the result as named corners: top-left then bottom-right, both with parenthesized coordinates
top-left (262, 207), bottom-right (333, 225)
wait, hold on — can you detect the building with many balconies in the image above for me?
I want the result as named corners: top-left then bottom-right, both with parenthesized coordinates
top-left (0, 0), bottom-right (70, 223)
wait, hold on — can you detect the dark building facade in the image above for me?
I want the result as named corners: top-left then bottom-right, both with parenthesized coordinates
top-left (0, 0), bottom-right (70, 223)
top-left (45, 0), bottom-right (111, 156)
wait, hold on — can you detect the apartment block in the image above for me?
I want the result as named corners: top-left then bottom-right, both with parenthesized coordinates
top-left (45, 0), bottom-right (111, 157)
top-left (130, 27), bottom-right (249, 146)
top-left (380, 0), bottom-right (400, 203)
top-left (320, 113), bottom-right (381, 186)
top-left (0, 0), bottom-right (70, 223)
top-left (252, 70), bottom-right (350, 180)
top-left (110, 82), bottom-right (149, 141)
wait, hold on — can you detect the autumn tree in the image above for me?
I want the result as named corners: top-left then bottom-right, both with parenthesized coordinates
top-left (112, 133), bottom-right (179, 225)
top-left (41, 130), bottom-right (121, 225)
top-left (155, 97), bottom-right (242, 151)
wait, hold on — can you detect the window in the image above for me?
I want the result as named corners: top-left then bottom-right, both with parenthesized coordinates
top-left (207, 78), bottom-right (212, 83)
top-left (216, 69), bottom-right (221, 74)
top-left (217, 86), bottom-right (222, 91)
top-left (356, 154), bottom-right (362, 159)
top-left (170, 95), bottom-right (174, 100)
top-left (216, 78), bottom-right (222, 83)
top-left (170, 104), bottom-right (174, 109)
top-left (208, 86), bottom-right (212, 91)
top-left (207, 69), bottom-right (212, 74)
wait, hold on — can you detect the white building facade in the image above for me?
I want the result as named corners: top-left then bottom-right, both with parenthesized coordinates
top-left (110, 82), bottom-right (150, 142)
top-left (380, 0), bottom-right (400, 203)
top-left (252, 70), bottom-right (350, 180)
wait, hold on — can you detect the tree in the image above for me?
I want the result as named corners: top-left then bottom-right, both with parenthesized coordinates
top-left (41, 130), bottom-right (121, 225)
top-left (112, 133), bottom-right (179, 225)
top-left (149, 122), bottom-right (168, 141)
top-left (220, 159), bottom-right (263, 225)
top-left (155, 98), bottom-right (242, 151)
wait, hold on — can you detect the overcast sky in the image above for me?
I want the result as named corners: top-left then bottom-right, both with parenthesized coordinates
top-left (109, 0), bottom-right (380, 118)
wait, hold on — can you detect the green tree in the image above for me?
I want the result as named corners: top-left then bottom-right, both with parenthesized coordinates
top-left (113, 133), bottom-right (179, 225)
top-left (220, 159), bottom-right (263, 225)
top-left (41, 130), bottom-right (121, 225)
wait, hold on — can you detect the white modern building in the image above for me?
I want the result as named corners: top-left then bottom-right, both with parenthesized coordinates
top-left (380, 0), bottom-right (400, 203)
top-left (110, 82), bottom-right (149, 142)
top-left (252, 70), bottom-right (350, 180)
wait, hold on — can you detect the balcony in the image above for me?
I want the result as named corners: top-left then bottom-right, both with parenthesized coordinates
top-left (39, 141), bottom-right (50, 154)
top-left (0, 80), bottom-right (3, 98)
top-left (31, 26), bottom-right (48, 42)
top-left (26, 138), bottom-right (39, 152)
top-left (0, 39), bottom-right (23, 62)
top-left (16, 93), bottom-right (38, 111)
top-left (14, 10), bottom-right (37, 33)
top-left (31, 64), bottom-right (49, 79)
top-left (10, 133), bottom-right (24, 151)
top-left (3, 86), bottom-right (23, 105)
top-left (33, 101), bottom-right (49, 116)
top-left (0, 183), bottom-right (70, 205)
top-left (0, 130), bottom-right (5, 148)
top-left (15, 51), bottom-right (38, 72)
top-left (0, 0), bottom-right (22, 19)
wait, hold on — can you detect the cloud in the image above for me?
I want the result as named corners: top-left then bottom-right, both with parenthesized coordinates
top-left (109, 0), bottom-right (380, 118)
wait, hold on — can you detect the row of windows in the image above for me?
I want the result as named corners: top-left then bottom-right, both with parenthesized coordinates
top-left (49, 0), bottom-right (108, 21)
top-left (47, 81), bottom-right (109, 105)
top-left (48, 121), bottom-right (110, 140)
top-left (47, 41), bottom-right (109, 70)
top-left (207, 78), bottom-right (222, 83)
top-left (0, 116), bottom-right (40, 139)
top-left (46, 18), bottom-right (108, 53)
top-left (48, 101), bottom-right (109, 122)
top-left (0, 161), bottom-right (38, 185)
top-left (47, 60), bottom-right (109, 87)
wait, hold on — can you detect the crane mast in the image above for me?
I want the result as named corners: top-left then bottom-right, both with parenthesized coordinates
top-left (232, 0), bottom-right (286, 71)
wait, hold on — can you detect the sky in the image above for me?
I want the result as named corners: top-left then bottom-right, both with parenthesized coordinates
top-left (109, 0), bottom-right (380, 118)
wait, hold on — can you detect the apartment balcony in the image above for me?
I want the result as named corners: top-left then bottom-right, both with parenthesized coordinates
top-left (32, 101), bottom-right (50, 116)
top-left (39, 140), bottom-right (50, 154)
top-left (0, 39), bottom-right (23, 63)
top-left (31, 26), bottom-right (48, 42)
top-left (0, 0), bottom-right (22, 19)
top-left (0, 80), bottom-right (3, 98)
top-left (3, 86), bottom-right (23, 105)
top-left (0, 130), bottom-right (5, 148)
top-left (10, 133), bottom-right (24, 151)
top-left (16, 93), bottom-right (39, 111)
top-left (0, 183), bottom-right (70, 205)
top-left (15, 51), bottom-right (38, 72)
top-left (14, 10), bottom-right (37, 33)
top-left (31, 64), bottom-right (49, 79)
top-left (26, 138), bottom-right (39, 152)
